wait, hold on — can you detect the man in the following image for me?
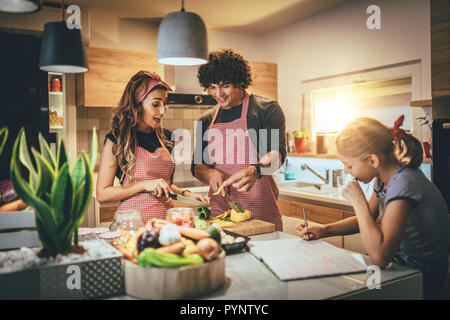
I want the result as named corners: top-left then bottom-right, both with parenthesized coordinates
top-left (191, 49), bottom-right (286, 230)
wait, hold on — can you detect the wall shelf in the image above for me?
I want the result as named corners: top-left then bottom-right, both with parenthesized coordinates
top-left (410, 99), bottom-right (432, 107)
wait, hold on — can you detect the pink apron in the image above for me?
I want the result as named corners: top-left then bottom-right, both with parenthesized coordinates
top-left (207, 92), bottom-right (282, 231)
top-left (117, 132), bottom-right (174, 222)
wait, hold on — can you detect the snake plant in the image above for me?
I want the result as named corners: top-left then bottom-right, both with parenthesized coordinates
top-left (10, 127), bottom-right (97, 255)
top-left (0, 127), bottom-right (7, 155)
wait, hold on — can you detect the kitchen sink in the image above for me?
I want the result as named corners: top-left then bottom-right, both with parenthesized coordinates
top-left (277, 181), bottom-right (340, 195)
top-left (277, 181), bottom-right (317, 188)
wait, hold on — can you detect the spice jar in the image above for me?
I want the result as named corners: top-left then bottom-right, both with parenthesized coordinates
top-left (109, 209), bottom-right (145, 233)
top-left (51, 77), bottom-right (61, 92)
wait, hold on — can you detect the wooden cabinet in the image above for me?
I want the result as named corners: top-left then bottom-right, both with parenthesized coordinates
top-left (248, 61), bottom-right (278, 101)
top-left (431, 0), bottom-right (450, 97)
top-left (76, 47), bottom-right (159, 107)
top-left (278, 199), bottom-right (343, 224)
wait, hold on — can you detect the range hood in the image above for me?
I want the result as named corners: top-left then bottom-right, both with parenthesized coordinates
top-left (167, 93), bottom-right (216, 107)
top-left (166, 65), bottom-right (216, 108)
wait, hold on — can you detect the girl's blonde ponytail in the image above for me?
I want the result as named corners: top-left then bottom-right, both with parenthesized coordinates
top-left (336, 115), bottom-right (423, 169)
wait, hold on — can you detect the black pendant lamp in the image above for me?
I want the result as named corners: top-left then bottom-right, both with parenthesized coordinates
top-left (157, 0), bottom-right (208, 66)
top-left (0, 0), bottom-right (42, 13)
top-left (39, 0), bottom-right (88, 73)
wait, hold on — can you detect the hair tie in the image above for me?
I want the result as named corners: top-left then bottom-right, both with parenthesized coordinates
top-left (134, 72), bottom-right (173, 104)
top-left (390, 115), bottom-right (406, 142)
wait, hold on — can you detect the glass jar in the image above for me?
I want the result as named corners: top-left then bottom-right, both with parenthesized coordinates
top-left (166, 207), bottom-right (195, 227)
top-left (109, 209), bottom-right (145, 233)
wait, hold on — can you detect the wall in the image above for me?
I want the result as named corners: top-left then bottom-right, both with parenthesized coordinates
top-left (259, 0), bottom-right (432, 134)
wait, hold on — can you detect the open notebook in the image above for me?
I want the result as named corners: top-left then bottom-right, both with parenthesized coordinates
top-left (249, 238), bottom-right (368, 281)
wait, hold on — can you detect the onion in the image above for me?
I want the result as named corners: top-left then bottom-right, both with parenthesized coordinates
top-left (196, 238), bottom-right (221, 261)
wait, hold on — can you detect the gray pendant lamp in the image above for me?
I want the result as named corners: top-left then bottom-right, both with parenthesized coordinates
top-left (39, 1), bottom-right (88, 73)
top-left (0, 0), bottom-right (42, 13)
top-left (157, 0), bottom-right (208, 66)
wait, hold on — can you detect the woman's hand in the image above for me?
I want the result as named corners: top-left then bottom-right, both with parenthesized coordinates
top-left (141, 179), bottom-right (173, 198)
top-left (184, 191), bottom-right (210, 205)
top-left (341, 179), bottom-right (367, 207)
top-left (296, 222), bottom-right (326, 240)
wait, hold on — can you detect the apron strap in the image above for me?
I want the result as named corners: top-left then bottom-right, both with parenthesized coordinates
top-left (208, 90), bottom-right (249, 129)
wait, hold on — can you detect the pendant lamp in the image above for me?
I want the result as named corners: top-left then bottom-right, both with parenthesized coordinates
top-left (0, 0), bottom-right (42, 13)
top-left (39, 0), bottom-right (88, 73)
top-left (157, 0), bottom-right (208, 66)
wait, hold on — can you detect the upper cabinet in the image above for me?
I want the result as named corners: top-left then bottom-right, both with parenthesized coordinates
top-left (247, 61), bottom-right (278, 101)
top-left (431, 0), bottom-right (450, 97)
top-left (76, 47), bottom-right (159, 107)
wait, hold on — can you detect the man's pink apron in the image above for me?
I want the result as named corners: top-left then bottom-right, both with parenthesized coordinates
top-left (117, 132), bottom-right (174, 222)
top-left (207, 92), bottom-right (282, 231)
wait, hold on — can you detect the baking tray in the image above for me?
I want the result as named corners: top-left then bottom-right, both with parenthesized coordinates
top-left (221, 229), bottom-right (250, 254)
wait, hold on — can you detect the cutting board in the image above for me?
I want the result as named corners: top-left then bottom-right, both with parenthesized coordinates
top-left (222, 219), bottom-right (275, 236)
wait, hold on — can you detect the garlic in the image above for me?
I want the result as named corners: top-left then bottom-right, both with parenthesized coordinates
top-left (158, 223), bottom-right (181, 245)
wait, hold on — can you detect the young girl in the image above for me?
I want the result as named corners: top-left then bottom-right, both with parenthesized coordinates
top-left (297, 116), bottom-right (449, 299)
top-left (97, 71), bottom-right (208, 222)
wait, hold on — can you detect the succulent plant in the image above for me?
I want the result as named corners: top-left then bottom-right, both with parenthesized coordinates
top-left (0, 127), bottom-right (7, 155)
top-left (293, 129), bottom-right (309, 139)
top-left (10, 127), bottom-right (97, 255)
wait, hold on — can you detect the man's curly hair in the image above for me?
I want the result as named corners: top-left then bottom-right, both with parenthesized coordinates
top-left (197, 49), bottom-right (253, 90)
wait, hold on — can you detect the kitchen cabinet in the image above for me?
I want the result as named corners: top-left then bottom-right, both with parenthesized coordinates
top-left (76, 47), bottom-right (159, 107)
top-left (431, 0), bottom-right (450, 97)
top-left (247, 61), bottom-right (278, 101)
top-left (279, 199), bottom-right (369, 254)
top-left (278, 199), bottom-right (343, 224)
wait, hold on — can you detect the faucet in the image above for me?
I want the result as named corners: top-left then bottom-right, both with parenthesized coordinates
top-left (300, 163), bottom-right (329, 184)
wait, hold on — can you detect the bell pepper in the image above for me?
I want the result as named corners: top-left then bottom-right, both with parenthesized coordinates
top-left (197, 206), bottom-right (210, 220)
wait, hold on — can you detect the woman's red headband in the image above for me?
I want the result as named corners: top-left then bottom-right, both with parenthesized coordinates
top-left (134, 72), bottom-right (173, 104)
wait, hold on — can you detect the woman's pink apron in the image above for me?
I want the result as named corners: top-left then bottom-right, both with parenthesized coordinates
top-left (207, 92), bottom-right (282, 231)
top-left (117, 132), bottom-right (174, 222)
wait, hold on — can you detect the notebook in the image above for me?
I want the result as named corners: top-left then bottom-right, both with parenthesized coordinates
top-left (249, 238), bottom-right (368, 281)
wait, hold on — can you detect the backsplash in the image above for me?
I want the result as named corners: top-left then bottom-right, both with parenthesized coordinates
top-left (276, 156), bottom-right (432, 199)
top-left (76, 106), bottom-right (208, 187)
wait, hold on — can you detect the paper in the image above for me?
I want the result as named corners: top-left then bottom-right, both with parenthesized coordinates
top-left (249, 238), bottom-right (367, 281)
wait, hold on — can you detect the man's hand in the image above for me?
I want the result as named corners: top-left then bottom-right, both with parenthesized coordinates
top-left (209, 169), bottom-right (227, 197)
top-left (222, 166), bottom-right (259, 193)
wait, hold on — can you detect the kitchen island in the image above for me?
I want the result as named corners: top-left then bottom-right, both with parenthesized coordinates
top-left (113, 232), bottom-right (422, 300)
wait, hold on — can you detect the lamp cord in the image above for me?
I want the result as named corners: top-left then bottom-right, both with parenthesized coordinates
top-left (181, 0), bottom-right (185, 12)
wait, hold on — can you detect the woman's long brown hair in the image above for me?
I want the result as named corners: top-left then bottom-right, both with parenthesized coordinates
top-left (110, 71), bottom-right (173, 182)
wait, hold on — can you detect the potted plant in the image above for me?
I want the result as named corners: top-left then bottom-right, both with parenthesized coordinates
top-left (293, 129), bottom-right (309, 153)
top-left (417, 114), bottom-right (432, 158)
top-left (10, 128), bottom-right (98, 255)
top-left (0, 127), bottom-right (124, 299)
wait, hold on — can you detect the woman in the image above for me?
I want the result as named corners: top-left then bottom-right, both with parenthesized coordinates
top-left (97, 71), bottom-right (208, 222)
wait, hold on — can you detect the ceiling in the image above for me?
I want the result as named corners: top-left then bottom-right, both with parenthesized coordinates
top-left (47, 0), bottom-right (351, 35)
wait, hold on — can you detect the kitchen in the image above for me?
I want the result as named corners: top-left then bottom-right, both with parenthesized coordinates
top-left (0, 0), bottom-right (449, 304)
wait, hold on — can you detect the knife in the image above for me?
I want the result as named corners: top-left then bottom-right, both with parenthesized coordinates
top-left (168, 193), bottom-right (209, 207)
top-left (222, 190), bottom-right (242, 212)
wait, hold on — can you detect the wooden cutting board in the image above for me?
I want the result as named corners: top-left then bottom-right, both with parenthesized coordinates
top-left (222, 219), bottom-right (275, 236)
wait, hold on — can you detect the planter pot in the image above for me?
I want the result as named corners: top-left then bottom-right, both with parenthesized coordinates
top-left (0, 210), bottom-right (40, 250)
top-left (124, 250), bottom-right (226, 299)
top-left (294, 138), bottom-right (308, 153)
top-left (0, 240), bottom-right (124, 299)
